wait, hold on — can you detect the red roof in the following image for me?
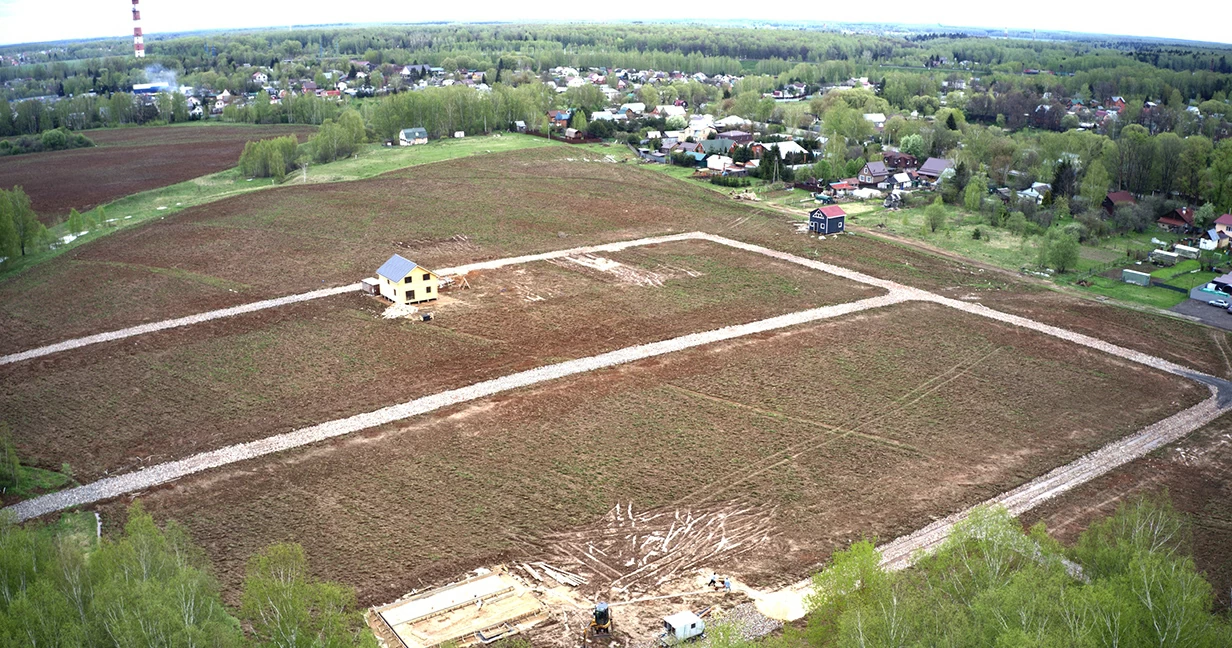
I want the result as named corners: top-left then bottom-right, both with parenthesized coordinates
top-left (818, 206), bottom-right (846, 218)
top-left (1106, 191), bottom-right (1136, 205)
top-left (830, 182), bottom-right (854, 190)
top-left (1157, 216), bottom-right (1187, 227)
top-left (1174, 207), bottom-right (1195, 224)
top-left (1215, 214), bottom-right (1232, 226)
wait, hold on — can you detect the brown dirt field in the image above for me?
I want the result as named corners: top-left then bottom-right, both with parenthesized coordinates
top-left (0, 124), bottom-right (315, 220)
top-left (0, 148), bottom-right (776, 354)
top-left (792, 231), bottom-right (1232, 379)
top-left (94, 302), bottom-right (1204, 605)
top-left (5, 145), bottom-right (1229, 382)
top-left (0, 239), bottom-right (878, 482)
top-left (1022, 411), bottom-right (1232, 609)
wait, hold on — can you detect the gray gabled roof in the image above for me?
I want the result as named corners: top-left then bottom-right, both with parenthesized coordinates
top-left (864, 161), bottom-right (888, 176)
top-left (401, 127), bottom-right (428, 139)
top-left (918, 157), bottom-right (953, 177)
top-left (377, 254), bottom-right (420, 281)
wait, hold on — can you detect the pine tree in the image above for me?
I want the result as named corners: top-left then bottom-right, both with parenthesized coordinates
top-left (66, 208), bottom-right (84, 235)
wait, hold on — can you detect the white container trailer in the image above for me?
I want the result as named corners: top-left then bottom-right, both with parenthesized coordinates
top-left (1149, 249), bottom-right (1180, 266)
top-left (660, 611), bottom-right (705, 645)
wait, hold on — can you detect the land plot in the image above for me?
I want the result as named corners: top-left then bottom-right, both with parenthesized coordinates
top-left (0, 124), bottom-right (316, 219)
top-left (795, 231), bottom-right (1232, 380)
top-left (1, 239), bottom-right (877, 483)
top-left (1022, 411), bottom-right (1232, 608)
top-left (102, 302), bottom-right (1203, 604)
top-left (0, 148), bottom-right (770, 353)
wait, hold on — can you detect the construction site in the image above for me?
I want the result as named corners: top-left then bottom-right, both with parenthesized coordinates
top-left (5, 148), bottom-right (1232, 645)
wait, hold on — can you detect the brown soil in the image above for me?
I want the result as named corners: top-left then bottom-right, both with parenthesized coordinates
top-left (0, 239), bottom-right (878, 481)
top-left (5, 145), bottom-right (1227, 381)
top-left (0, 124), bottom-right (315, 220)
top-left (95, 302), bottom-right (1203, 605)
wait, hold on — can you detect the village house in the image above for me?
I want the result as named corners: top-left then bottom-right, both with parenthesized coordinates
top-left (755, 140), bottom-right (808, 161)
top-left (718, 129), bottom-right (754, 144)
top-left (882, 151), bottom-right (918, 170)
top-left (916, 157), bottom-right (954, 184)
top-left (809, 206), bottom-right (846, 234)
top-left (857, 161), bottom-right (890, 186)
top-left (707, 155), bottom-right (734, 173)
top-left (399, 127), bottom-right (428, 146)
top-left (1214, 214), bottom-right (1232, 238)
top-left (700, 138), bottom-right (736, 156)
top-left (546, 109), bottom-right (572, 128)
top-left (1103, 190), bottom-right (1136, 217)
top-left (1156, 206), bottom-right (1195, 233)
top-left (376, 255), bottom-right (440, 305)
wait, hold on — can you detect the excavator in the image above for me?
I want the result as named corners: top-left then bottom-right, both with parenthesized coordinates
top-left (584, 602), bottom-right (612, 641)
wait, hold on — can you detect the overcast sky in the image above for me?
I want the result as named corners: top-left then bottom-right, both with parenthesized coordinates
top-left (1, 0), bottom-right (1228, 48)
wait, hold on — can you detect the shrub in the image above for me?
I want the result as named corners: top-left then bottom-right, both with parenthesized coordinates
top-left (710, 175), bottom-right (751, 187)
top-left (238, 135), bottom-right (299, 180)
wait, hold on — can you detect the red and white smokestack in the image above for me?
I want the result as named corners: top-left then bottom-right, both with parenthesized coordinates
top-left (132, 0), bottom-right (145, 58)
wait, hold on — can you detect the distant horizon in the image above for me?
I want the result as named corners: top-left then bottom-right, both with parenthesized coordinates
top-left (4, 20), bottom-right (1232, 51)
top-left (0, 1), bottom-right (1229, 50)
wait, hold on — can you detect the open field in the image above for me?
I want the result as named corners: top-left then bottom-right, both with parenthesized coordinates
top-left (92, 302), bottom-right (1204, 603)
top-left (9, 145), bottom-right (1229, 378)
top-left (5, 145), bottom-right (1232, 620)
top-left (0, 124), bottom-right (316, 219)
top-left (0, 239), bottom-right (878, 484)
top-left (0, 147), bottom-right (772, 353)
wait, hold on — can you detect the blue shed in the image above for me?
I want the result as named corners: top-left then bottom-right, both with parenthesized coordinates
top-left (809, 206), bottom-right (846, 234)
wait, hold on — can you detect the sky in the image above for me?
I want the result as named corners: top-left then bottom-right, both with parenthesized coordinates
top-left (0, 0), bottom-right (1228, 47)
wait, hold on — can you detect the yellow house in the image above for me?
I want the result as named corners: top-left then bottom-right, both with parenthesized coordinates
top-left (376, 254), bottom-right (439, 305)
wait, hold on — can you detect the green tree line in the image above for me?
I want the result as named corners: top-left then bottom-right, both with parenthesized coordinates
top-left (0, 503), bottom-right (376, 647)
top-left (718, 497), bottom-right (1232, 648)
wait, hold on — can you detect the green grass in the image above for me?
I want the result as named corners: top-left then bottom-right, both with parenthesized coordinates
top-left (842, 200), bottom-right (1232, 310)
top-left (289, 134), bottom-right (560, 183)
top-left (0, 134), bottom-right (563, 281)
top-left (5, 464), bottom-right (73, 499)
top-left (1077, 276), bottom-right (1192, 309)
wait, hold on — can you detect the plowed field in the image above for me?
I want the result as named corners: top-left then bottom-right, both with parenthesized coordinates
top-left (96, 302), bottom-right (1204, 603)
top-left (0, 124), bottom-right (315, 219)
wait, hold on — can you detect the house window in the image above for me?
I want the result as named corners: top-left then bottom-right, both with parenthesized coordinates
top-left (426, 285), bottom-right (432, 293)
top-left (408, 290), bottom-right (415, 300)
top-left (423, 273), bottom-right (430, 281)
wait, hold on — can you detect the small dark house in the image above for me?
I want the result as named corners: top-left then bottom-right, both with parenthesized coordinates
top-left (809, 206), bottom-right (846, 234)
top-left (1103, 191), bottom-right (1136, 217)
top-left (882, 151), bottom-right (918, 170)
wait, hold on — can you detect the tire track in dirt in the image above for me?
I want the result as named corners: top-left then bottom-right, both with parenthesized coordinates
top-left (660, 383), bottom-right (929, 458)
top-left (683, 344), bottom-right (1004, 508)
